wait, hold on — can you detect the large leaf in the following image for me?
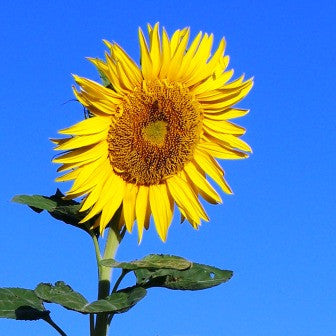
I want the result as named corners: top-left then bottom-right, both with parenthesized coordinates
top-left (86, 287), bottom-right (146, 314)
top-left (101, 254), bottom-right (191, 271)
top-left (103, 254), bottom-right (232, 291)
top-left (135, 263), bottom-right (233, 291)
top-left (0, 288), bottom-right (49, 320)
top-left (12, 195), bottom-right (56, 212)
top-left (35, 282), bottom-right (88, 313)
top-left (12, 189), bottom-right (95, 234)
top-left (35, 281), bottom-right (146, 314)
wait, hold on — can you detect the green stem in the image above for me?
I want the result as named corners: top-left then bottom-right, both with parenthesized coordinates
top-left (92, 234), bottom-right (102, 266)
top-left (43, 316), bottom-right (67, 336)
top-left (90, 314), bottom-right (95, 336)
top-left (94, 225), bottom-right (122, 336)
top-left (111, 269), bottom-right (128, 293)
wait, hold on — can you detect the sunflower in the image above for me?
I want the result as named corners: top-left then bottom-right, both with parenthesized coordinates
top-left (53, 23), bottom-right (253, 242)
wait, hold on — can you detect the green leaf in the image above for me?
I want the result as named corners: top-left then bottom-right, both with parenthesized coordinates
top-left (101, 254), bottom-right (192, 271)
top-left (135, 263), bottom-right (233, 291)
top-left (47, 190), bottom-right (83, 225)
top-left (86, 287), bottom-right (146, 314)
top-left (103, 254), bottom-right (232, 291)
top-left (12, 195), bottom-right (56, 212)
top-left (35, 281), bottom-right (88, 313)
top-left (35, 282), bottom-right (146, 314)
top-left (0, 288), bottom-right (49, 320)
top-left (12, 189), bottom-right (96, 234)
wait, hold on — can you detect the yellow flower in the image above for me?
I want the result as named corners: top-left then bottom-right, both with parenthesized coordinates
top-left (53, 23), bottom-right (253, 242)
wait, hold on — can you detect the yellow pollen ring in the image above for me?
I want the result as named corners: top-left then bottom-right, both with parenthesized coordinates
top-left (142, 120), bottom-right (168, 146)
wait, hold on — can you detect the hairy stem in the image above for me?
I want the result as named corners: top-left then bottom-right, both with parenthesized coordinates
top-left (94, 225), bottom-right (122, 336)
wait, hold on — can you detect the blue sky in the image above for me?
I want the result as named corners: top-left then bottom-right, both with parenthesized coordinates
top-left (1, 0), bottom-right (335, 335)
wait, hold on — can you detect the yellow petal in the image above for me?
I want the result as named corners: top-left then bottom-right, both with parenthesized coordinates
top-left (176, 31), bottom-right (202, 80)
top-left (169, 29), bottom-right (181, 55)
top-left (199, 77), bottom-right (251, 101)
top-left (55, 131), bottom-right (107, 151)
top-left (193, 149), bottom-right (233, 194)
top-left (187, 38), bottom-right (226, 87)
top-left (84, 98), bottom-right (118, 116)
top-left (204, 38), bottom-right (226, 73)
top-left (138, 27), bottom-right (153, 80)
top-left (147, 23), bottom-right (153, 35)
top-left (198, 141), bottom-right (248, 159)
top-left (184, 162), bottom-right (222, 204)
top-left (203, 108), bottom-right (249, 121)
top-left (193, 71), bottom-right (236, 96)
top-left (72, 88), bottom-right (117, 116)
top-left (184, 34), bottom-right (213, 83)
top-left (203, 118), bottom-right (246, 135)
top-left (104, 52), bottom-right (125, 93)
top-left (79, 173), bottom-right (109, 214)
top-left (179, 170), bottom-right (204, 225)
top-left (87, 57), bottom-right (109, 76)
top-left (159, 27), bottom-right (171, 78)
top-left (200, 81), bottom-right (253, 109)
top-left (56, 162), bottom-right (82, 173)
top-left (149, 23), bottom-right (161, 77)
top-left (166, 174), bottom-right (208, 225)
top-left (88, 57), bottom-right (116, 90)
top-left (80, 172), bottom-right (125, 223)
top-left (55, 168), bottom-right (80, 182)
top-left (149, 184), bottom-right (173, 241)
top-left (98, 186), bottom-right (125, 233)
top-left (53, 141), bottom-right (107, 164)
top-left (167, 29), bottom-right (190, 81)
top-left (222, 74), bottom-right (250, 89)
top-left (114, 60), bottom-right (135, 91)
top-left (65, 158), bottom-right (108, 196)
top-left (73, 75), bottom-right (122, 102)
top-left (50, 138), bottom-right (68, 146)
top-left (111, 43), bottom-right (142, 84)
top-left (135, 185), bottom-right (150, 243)
top-left (203, 129), bottom-right (252, 152)
top-left (123, 183), bottom-right (138, 232)
top-left (58, 116), bottom-right (111, 136)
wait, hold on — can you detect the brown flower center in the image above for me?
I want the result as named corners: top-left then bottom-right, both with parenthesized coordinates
top-left (107, 81), bottom-right (203, 185)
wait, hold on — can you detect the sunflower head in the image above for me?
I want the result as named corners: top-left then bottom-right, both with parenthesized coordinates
top-left (53, 23), bottom-right (253, 242)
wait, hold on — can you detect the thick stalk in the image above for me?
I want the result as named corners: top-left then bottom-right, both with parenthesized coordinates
top-left (94, 225), bottom-right (122, 336)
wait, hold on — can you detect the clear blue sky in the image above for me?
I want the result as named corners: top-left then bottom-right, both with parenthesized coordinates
top-left (1, 0), bottom-right (335, 335)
